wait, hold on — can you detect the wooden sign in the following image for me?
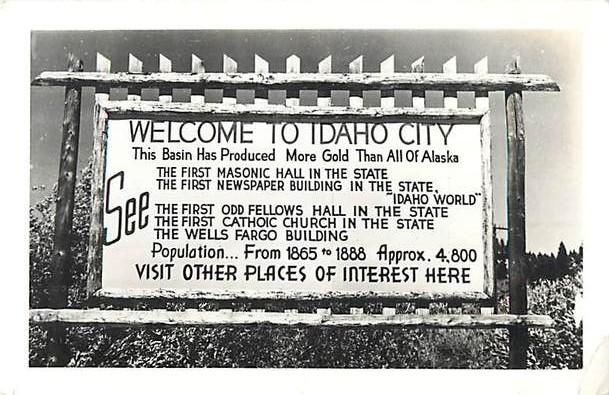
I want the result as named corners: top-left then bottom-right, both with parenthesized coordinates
top-left (87, 101), bottom-right (493, 302)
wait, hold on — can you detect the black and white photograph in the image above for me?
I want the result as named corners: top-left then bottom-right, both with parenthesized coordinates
top-left (2, 0), bottom-right (609, 394)
top-left (28, 27), bottom-right (583, 369)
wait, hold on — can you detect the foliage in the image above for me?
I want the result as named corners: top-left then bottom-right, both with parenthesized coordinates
top-left (30, 159), bottom-right (92, 309)
top-left (29, 160), bottom-right (583, 368)
top-left (527, 274), bottom-right (583, 369)
top-left (494, 239), bottom-right (583, 283)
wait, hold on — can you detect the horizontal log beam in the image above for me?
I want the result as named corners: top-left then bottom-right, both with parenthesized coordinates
top-left (30, 308), bottom-right (553, 328)
top-left (94, 288), bottom-right (493, 304)
top-left (32, 71), bottom-right (560, 92)
top-left (101, 101), bottom-right (486, 123)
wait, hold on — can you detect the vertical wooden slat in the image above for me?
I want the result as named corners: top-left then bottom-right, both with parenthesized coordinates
top-left (191, 54), bottom-right (205, 71)
top-left (254, 54), bottom-right (269, 105)
top-left (348, 55), bottom-right (363, 108)
top-left (380, 55), bottom-right (395, 108)
top-left (191, 54), bottom-right (205, 104)
top-left (158, 54), bottom-right (172, 103)
top-left (448, 306), bottom-right (463, 315)
top-left (47, 53), bottom-right (84, 366)
top-left (415, 307), bottom-right (430, 315)
top-left (223, 54), bottom-right (238, 105)
top-left (475, 57), bottom-right (489, 110)
top-left (317, 55), bottom-right (331, 107)
top-left (129, 53), bottom-right (143, 73)
top-left (382, 307), bottom-right (396, 316)
top-left (285, 54), bottom-right (300, 107)
top-left (350, 307), bottom-right (364, 315)
top-left (127, 54), bottom-right (142, 101)
top-left (411, 56), bottom-right (425, 109)
top-left (443, 56), bottom-right (458, 109)
top-left (481, 307), bottom-right (494, 315)
top-left (505, 55), bottom-right (528, 369)
top-left (95, 53), bottom-right (111, 102)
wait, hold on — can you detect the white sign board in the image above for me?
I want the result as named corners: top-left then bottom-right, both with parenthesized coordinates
top-left (97, 114), bottom-right (492, 300)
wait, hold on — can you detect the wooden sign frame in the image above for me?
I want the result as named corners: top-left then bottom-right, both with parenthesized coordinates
top-left (86, 99), bottom-right (494, 305)
top-left (30, 52), bottom-right (561, 368)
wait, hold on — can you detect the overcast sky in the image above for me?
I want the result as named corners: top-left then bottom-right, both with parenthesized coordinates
top-left (29, 29), bottom-right (581, 253)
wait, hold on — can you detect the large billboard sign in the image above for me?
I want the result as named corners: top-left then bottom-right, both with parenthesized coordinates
top-left (89, 104), bottom-right (493, 301)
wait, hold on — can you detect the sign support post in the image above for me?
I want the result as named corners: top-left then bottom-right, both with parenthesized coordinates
top-left (46, 54), bottom-right (83, 366)
top-left (506, 56), bottom-right (528, 369)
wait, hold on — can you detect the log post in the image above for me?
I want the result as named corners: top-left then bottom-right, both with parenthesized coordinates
top-left (505, 56), bottom-right (528, 369)
top-left (47, 53), bottom-right (83, 366)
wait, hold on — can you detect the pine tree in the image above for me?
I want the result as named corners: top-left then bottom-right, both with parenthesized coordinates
top-left (556, 241), bottom-right (570, 277)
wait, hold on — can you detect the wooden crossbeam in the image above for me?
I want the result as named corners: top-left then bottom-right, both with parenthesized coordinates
top-left (92, 288), bottom-right (494, 305)
top-left (32, 71), bottom-right (560, 92)
top-left (30, 309), bottom-right (553, 328)
top-left (98, 101), bottom-right (487, 124)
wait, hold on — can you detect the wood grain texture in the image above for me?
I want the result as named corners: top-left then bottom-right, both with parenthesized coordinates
top-left (127, 54), bottom-right (143, 99)
top-left (222, 54), bottom-right (237, 104)
top-left (49, 53), bottom-right (83, 309)
top-left (480, 113), bottom-right (495, 301)
top-left (30, 309), bottom-right (554, 328)
top-left (505, 56), bottom-right (528, 369)
top-left (100, 100), bottom-right (486, 124)
top-left (348, 56), bottom-right (364, 107)
top-left (88, 56), bottom-right (110, 300)
top-left (411, 57), bottom-right (425, 109)
top-left (85, 103), bottom-right (108, 299)
top-left (32, 71), bottom-right (560, 92)
top-left (94, 54), bottom-right (111, 101)
top-left (443, 56), bottom-right (458, 109)
top-left (475, 57), bottom-right (489, 110)
top-left (47, 54), bottom-right (83, 367)
top-left (254, 54), bottom-right (269, 104)
top-left (94, 288), bottom-right (493, 304)
top-left (158, 54), bottom-right (173, 101)
top-left (191, 54), bottom-right (205, 100)
top-left (380, 55), bottom-right (395, 107)
top-left (95, 53), bottom-right (111, 95)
